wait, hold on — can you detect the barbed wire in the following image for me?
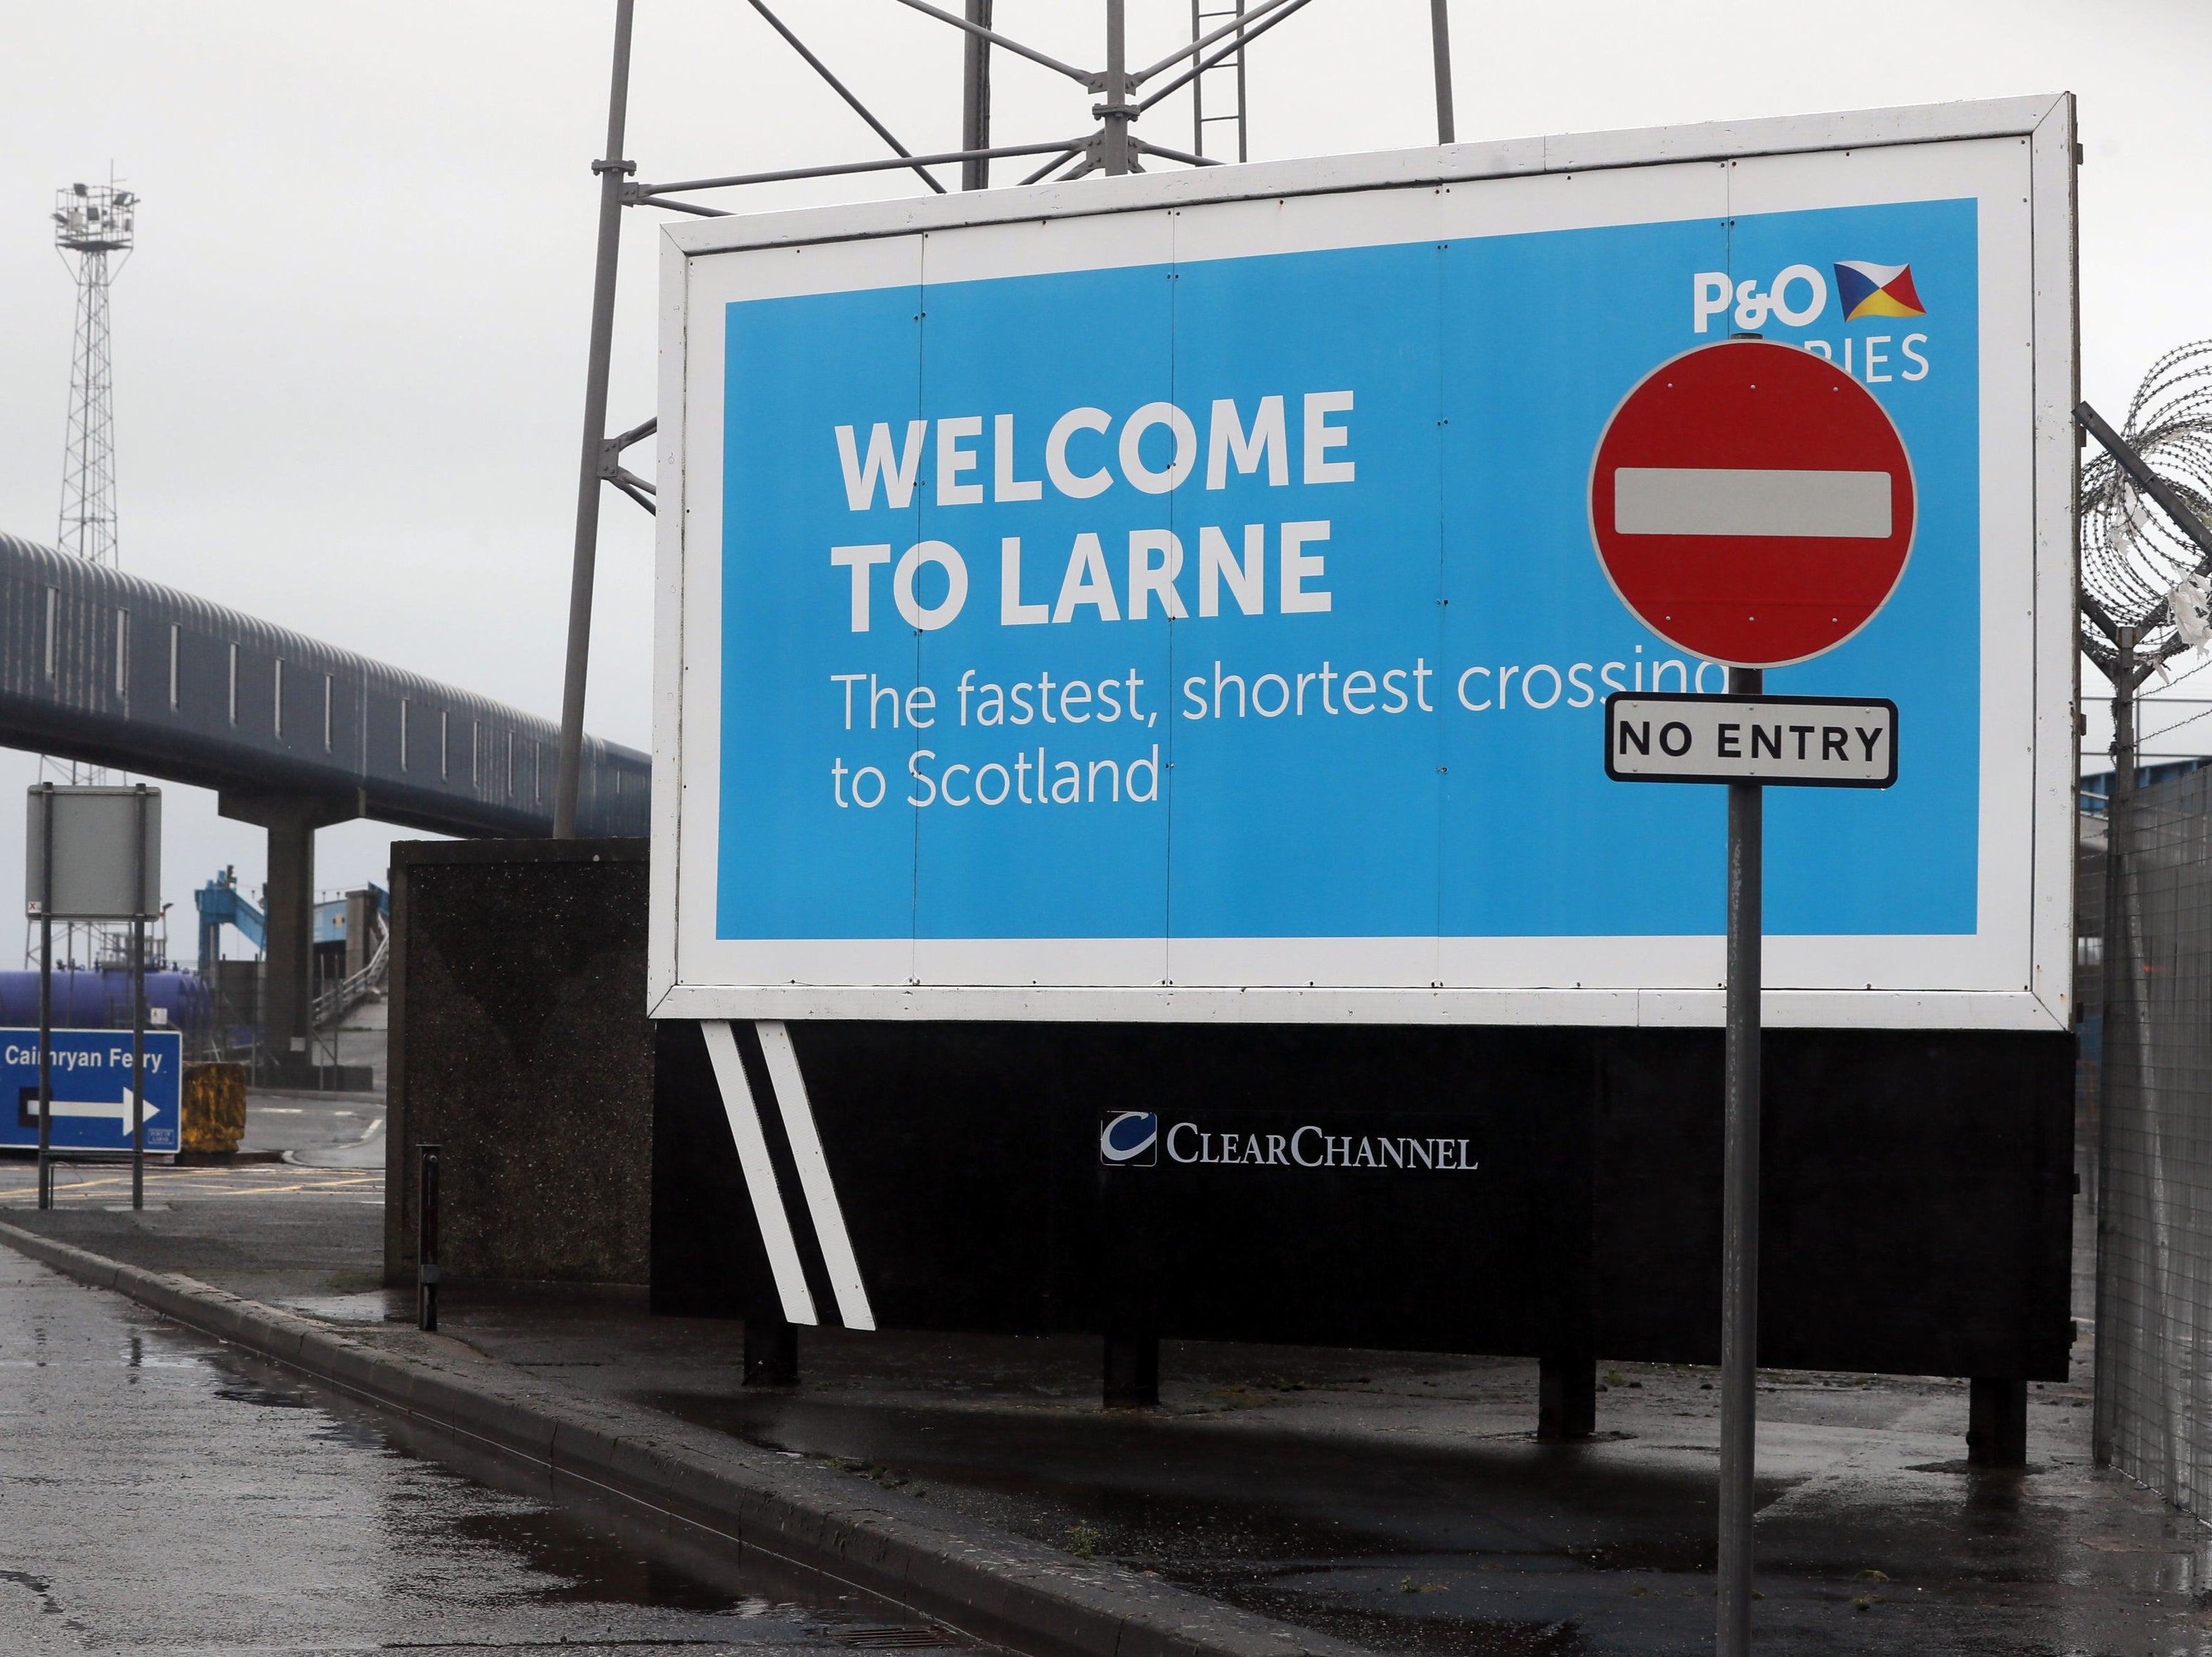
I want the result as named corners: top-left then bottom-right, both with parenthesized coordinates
top-left (2154, 652), bottom-right (2212, 694)
top-left (2132, 705), bottom-right (2212, 749)
top-left (2082, 340), bottom-right (2212, 677)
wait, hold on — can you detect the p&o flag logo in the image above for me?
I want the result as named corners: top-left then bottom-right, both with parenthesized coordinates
top-left (1833, 260), bottom-right (1925, 322)
top-left (1100, 1110), bottom-right (1158, 1166)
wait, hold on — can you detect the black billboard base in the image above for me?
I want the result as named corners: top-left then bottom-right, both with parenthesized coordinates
top-left (1967, 1377), bottom-right (2029, 1466)
top-left (650, 1017), bottom-right (2074, 1451)
top-left (745, 1317), bottom-right (799, 1387)
top-left (1538, 1352), bottom-right (1597, 1440)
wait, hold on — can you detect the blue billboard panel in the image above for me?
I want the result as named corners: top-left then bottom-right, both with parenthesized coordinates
top-left (0, 1028), bottom-right (185, 1154)
top-left (662, 116), bottom-right (2074, 1025)
top-left (723, 207), bottom-right (1974, 941)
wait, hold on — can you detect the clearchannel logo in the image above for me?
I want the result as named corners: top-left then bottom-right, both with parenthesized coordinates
top-left (1099, 1110), bottom-right (1158, 1166)
top-left (1100, 1112), bottom-right (1479, 1173)
top-left (1691, 261), bottom-right (1928, 334)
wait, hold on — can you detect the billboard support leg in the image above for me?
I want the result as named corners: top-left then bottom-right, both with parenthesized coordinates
top-left (1104, 1330), bottom-right (1159, 1407)
top-left (745, 1317), bottom-right (800, 1386)
top-left (960, 0), bottom-right (992, 189)
top-left (1716, 665), bottom-right (1762, 1657)
top-left (554, 0), bottom-right (639, 839)
top-left (1537, 1351), bottom-right (1594, 1440)
top-left (1967, 1376), bottom-right (2028, 1466)
top-left (1100, 0), bottom-right (1131, 175)
top-left (1428, 0), bottom-right (1454, 145)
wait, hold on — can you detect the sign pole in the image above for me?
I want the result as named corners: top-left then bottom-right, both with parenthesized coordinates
top-left (35, 783), bottom-right (55, 1210)
top-left (131, 783), bottom-right (148, 1210)
top-left (1716, 663), bottom-right (1763, 1655)
top-left (1589, 341), bottom-right (1912, 1641)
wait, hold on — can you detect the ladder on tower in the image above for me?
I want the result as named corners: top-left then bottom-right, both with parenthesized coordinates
top-left (1191, 0), bottom-right (1249, 164)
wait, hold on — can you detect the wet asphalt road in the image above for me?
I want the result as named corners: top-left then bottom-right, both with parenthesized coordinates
top-left (0, 1246), bottom-right (957, 1656)
top-left (9, 1080), bottom-right (2209, 1656)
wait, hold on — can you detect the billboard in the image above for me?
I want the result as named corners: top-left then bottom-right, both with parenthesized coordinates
top-left (652, 94), bottom-right (2077, 1030)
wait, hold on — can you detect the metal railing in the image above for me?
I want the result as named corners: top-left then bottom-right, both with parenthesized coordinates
top-left (313, 920), bottom-right (387, 1030)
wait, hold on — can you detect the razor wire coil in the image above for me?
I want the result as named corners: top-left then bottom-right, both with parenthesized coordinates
top-left (2082, 341), bottom-right (2212, 676)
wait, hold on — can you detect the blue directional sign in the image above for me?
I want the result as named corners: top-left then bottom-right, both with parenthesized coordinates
top-left (0, 1028), bottom-right (184, 1154)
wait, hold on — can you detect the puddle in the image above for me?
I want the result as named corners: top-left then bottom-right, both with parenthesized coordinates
top-left (649, 1388), bottom-right (1410, 1564)
top-left (1175, 1567), bottom-right (1600, 1657)
top-left (1903, 1460), bottom-right (2051, 1477)
top-left (212, 1383), bottom-right (315, 1409)
top-left (1566, 1536), bottom-right (1716, 1573)
top-left (199, 1343), bottom-right (971, 1646)
top-left (644, 1386), bottom-right (1725, 1580)
top-left (451, 1507), bottom-right (752, 1610)
top-left (277, 1289), bottom-right (409, 1324)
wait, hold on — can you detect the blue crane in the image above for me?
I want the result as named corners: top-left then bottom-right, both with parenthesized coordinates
top-left (194, 868), bottom-right (265, 978)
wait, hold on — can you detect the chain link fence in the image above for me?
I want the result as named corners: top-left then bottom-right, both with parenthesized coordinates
top-left (2092, 762), bottom-right (2212, 1506)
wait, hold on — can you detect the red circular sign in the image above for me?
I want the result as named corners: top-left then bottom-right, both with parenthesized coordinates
top-left (1589, 340), bottom-right (1916, 668)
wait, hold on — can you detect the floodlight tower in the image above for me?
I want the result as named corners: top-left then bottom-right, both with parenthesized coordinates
top-left (39, 179), bottom-right (140, 973)
top-left (53, 179), bottom-right (135, 567)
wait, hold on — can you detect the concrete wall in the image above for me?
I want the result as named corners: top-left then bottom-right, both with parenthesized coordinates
top-left (383, 838), bottom-right (651, 1288)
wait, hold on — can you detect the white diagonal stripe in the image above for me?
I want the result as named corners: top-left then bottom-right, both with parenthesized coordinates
top-left (755, 1020), bottom-right (876, 1332)
top-left (1614, 467), bottom-right (1891, 538)
top-left (701, 1020), bottom-right (817, 1327)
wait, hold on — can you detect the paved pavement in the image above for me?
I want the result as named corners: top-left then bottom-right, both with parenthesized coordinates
top-left (240, 1090), bottom-right (386, 1169)
top-left (0, 1243), bottom-right (965, 1656)
top-left (6, 1089), bottom-right (2212, 1655)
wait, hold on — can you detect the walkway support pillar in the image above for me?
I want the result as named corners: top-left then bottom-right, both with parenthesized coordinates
top-left (218, 791), bottom-right (360, 1078)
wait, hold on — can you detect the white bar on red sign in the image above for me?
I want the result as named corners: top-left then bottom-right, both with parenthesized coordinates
top-left (1604, 694), bottom-right (1898, 788)
top-left (1612, 467), bottom-right (1894, 539)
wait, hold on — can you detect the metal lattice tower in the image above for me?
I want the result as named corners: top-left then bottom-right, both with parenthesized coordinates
top-left (54, 181), bottom-right (135, 569)
top-left (1191, 0), bottom-right (1249, 162)
top-left (38, 179), bottom-right (140, 969)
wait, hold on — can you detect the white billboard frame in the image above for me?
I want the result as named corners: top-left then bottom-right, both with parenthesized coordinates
top-left (651, 93), bottom-right (2078, 1032)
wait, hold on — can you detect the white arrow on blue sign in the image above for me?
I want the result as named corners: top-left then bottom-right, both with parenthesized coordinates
top-left (41, 1090), bottom-right (160, 1125)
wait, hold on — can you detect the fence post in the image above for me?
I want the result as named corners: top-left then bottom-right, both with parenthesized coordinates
top-left (2094, 625), bottom-right (2138, 1469)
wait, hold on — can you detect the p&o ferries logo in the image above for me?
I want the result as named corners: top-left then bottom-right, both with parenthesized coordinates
top-left (1692, 260), bottom-right (1928, 334)
top-left (1833, 260), bottom-right (1926, 320)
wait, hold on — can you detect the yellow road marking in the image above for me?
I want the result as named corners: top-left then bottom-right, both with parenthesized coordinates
top-left (1, 1164), bottom-right (382, 1201)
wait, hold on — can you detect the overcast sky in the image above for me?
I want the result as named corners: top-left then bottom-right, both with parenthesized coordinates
top-left (0, 0), bottom-right (2204, 963)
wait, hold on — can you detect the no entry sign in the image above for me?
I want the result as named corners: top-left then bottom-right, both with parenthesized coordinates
top-left (1604, 693), bottom-right (1898, 788)
top-left (1589, 343), bottom-right (1921, 1655)
top-left (1590, 340), bottom-right (1916, 668)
